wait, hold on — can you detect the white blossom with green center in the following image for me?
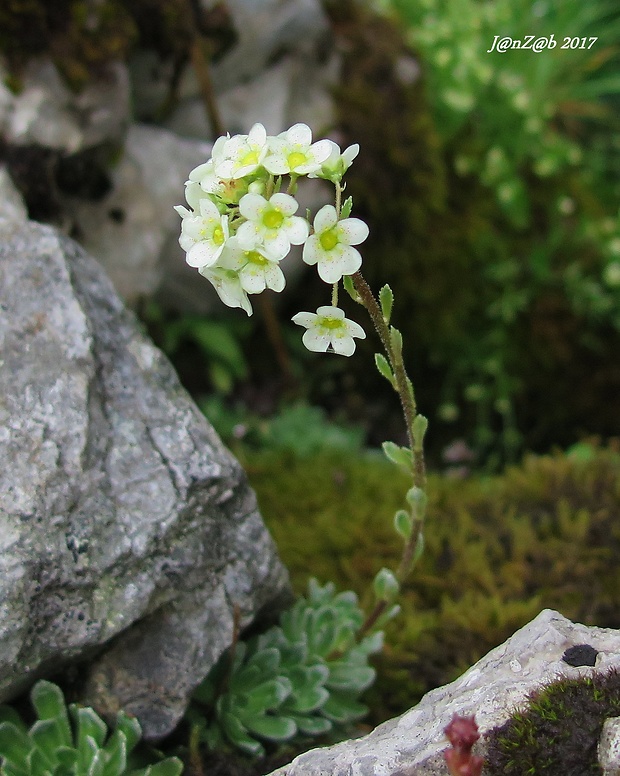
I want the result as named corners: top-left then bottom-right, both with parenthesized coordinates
top-left (174, 197), bottom-right (230, 269)
top-left (263, 123), bottom-right (332, 176)
top-left (308, 140), bottom-right (360, 183)
top-left (292, 305), bottom-right (366, 357)
top-left (303, 204), bottom-right (369, 283)
top-left (215, 123), bottom-right (269, 180)
top-left (236, 192), bottom-right (309, 261)
top-left (227, 237), bottom-right (286, 294)
top-left (199, 248), bottom-right (253, 316)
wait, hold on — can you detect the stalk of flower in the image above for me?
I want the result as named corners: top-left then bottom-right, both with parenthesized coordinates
top-left (175, 122), bottom-right (429, 642)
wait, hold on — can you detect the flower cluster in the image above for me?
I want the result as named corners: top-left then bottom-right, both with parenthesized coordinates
top-left (176, 123), bottom-right (368, 355)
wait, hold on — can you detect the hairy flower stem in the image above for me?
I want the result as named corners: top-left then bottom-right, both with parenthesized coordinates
top-left (351, 270), bottom-right (427, 636)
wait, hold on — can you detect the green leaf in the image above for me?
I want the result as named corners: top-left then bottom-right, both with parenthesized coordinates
top-left (340, 196), bottom-right (353, 219)
top-left (326, 663), bottom-right (375, 693)
top-left (382, 441), bottom-right (413, 472)
top-left (342, 275), bottom-right (361, 303)
top-left (113, 713), bottom-right (142, 754)
top-left (374, 353), bottom-right (395, 387)
top-left (412, 414), bottom-right (428, 451)
top-left (379, 285), bottom-right (394, 323)
top-left (72, 706), bottom-right (107, 750)
top-left (290, 714), bottom-right (333, 736)
top-left (31, 681), bottom-right (72, 749)
top-left (87, 748), bottom-right (105, 776)
top-left (143, 758), bottom-right (184, 776)
top-left (373, 567), bottom-right (399, 603)
top-left (406, 486), bottom-right (428, 520)
top-left (394, 509), bottom-right (413, 539)
top-left (389, 326), bottom-right (403, 359)
top-left (30, 720), bottom-right (64, 768)
top-left (284, 685), bottom-right (329, 714)
top-left (321, 694), bottom-right (368, 723)
top-left (75, 731), bottom-right (100, 775)
top-left (0, 707), bottom-right (27, 731)
top-left (100, 730), bottom-right (127, 776)
top-left (244, 714), bottom-right (297, 742)
top-left (237, 678), bottom-right (292, 718)
top-left (220, 711), bottom-right (263, 757)
top-left (0, 722), bottom-right (32, 767)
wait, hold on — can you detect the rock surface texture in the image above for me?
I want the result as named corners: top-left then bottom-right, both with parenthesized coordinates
top-left (268, 609), bottom-right (620, 775)
top-left (0, 215), bottom-right (290, 740)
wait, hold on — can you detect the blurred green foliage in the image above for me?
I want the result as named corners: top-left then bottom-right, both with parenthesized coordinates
top-left (243, 441), bottom-right (620, 725)
top-left (323, 0), bottom-right (620, 466)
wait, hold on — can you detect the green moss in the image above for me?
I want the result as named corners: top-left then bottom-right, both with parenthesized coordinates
top-left (242, 443), bottom-right (620, 725)
top-left (485, 669), bottom-right (620, 775)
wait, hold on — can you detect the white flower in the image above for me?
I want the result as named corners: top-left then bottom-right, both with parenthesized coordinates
top-left (292, 305), bottom-right (366, 357)
top-left (226, 237), bottom-right (286, 294)
top-left (215, 123), bottom-right (269, 179)
top-left (303, 205), bottom-right (369, 283)
top-left (199, 249), bottom-right (253, 316)
top-left (174, 197), bottom-right (229, 269)
top-left (263, 123), bottom-right (333, 176)
top-left (308, 140), bottom-right (360, 182)
top-left (236, 192), bottom-right (309, 261)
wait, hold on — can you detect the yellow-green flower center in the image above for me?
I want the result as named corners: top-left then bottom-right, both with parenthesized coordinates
top-left (212, 225), bottom-right (225, 245)
top-left (246, 251), bottom-right (268, 266)
top-left (262, 208), bottom-right (284, 230)
top-left (319, 228), bottom-right (339, 252)
top-left (318, 316), bottom-right (344, 331)
top-left (240, 149), bottom-right (259, 167)
top-left (287, 151), bottom-right (307, 169)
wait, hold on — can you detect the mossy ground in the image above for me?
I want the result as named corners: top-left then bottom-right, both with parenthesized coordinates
top-left (485, 669), bottom-right (620, 775)
top-left (241, 443), bottom-right (620, 726)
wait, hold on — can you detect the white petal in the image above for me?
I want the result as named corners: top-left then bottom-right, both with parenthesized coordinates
top-left (286, 216), bottom-right (310, 245)
top-left (330, 333), bottom-right (356, 357)
top-left (179, 233), bottom-right (195, 252)
top-left (270, 193), bottom-right (299, 215)
top-left (174, 204), bottom-right (191, 218)
top-left (214, 158), bottom-right (237, 179)
top-left (235, 221), bottom-right (260, 251)
top-left (317, 245), bottom-right (362, 283)
top-left (338, 217), bottom-right (369, 246)
top-left (248, 123), bottom-right (267, 146)
top-left (292, 311), bottom-right (318, 328)
top-left (317, 305), bottom-right (345, 318)
top-left (263, 232), bottom-right (291, 261)
top-left (309, 138), bottom-right (334, 164)
top-left (187, 241), bottom-right (221, 268)
top-left (302, 236), bottom-right (321, 266)
top-left (262, 154), bottom-right (290, 175)
top-left (344, 319), bottom-right (366, 339)
top-left (285, 123), bottom-right (312, 147)
top-left (264, 263), bottom-right (286, 292)
top-left (240, 265), bottom-right (267, 294)
top-left (199, 198), bottom-right (221, 220)
top-left (188, 161), bottom-right (213, 181)
top-left (302, 329), bottom-right (331, 352)
top-left (239, 193), bottom-right (267, 221)
top-left (314, 204), bottom-right (338, 233)
top-left (342, 144), bottom-right (360, 166)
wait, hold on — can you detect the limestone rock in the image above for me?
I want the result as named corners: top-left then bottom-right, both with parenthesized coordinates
top-left (0, 216), bottom-right (290, 739)
top-left (71, 124), bottom-right (213, 305)
top-left (268, 610), bottom-right (620, 775)
top-left (0, 59), bottom-right (130, 154)
top-left (0, 165), bottom-right (27, 221)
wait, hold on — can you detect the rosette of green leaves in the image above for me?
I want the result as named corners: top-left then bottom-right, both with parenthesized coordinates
top-left (0, 680), bottom-right (183, 776)
top-left (190, 579), bottom-right (382, 757)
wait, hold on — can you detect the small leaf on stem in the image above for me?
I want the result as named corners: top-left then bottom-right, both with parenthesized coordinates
top-left (412, 414), bottom-right (428, 451)
top-left (374, 353), bottom-right (395, 387)
top-left (343, 275), bottom-right (362, 303)
top-left (382, 441), bottom-right (413, 472)
top-left (389, 326), bottom-right (403, 359)
top-left (340, 196), bottom-right (353, 219)
top-left (379, 285), bottom-right (394, 324)
top-left (393, 509), bottom-right (413, 539)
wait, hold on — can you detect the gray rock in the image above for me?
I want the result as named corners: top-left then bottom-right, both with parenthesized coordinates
top-left (70, 124), bottom-right (213, 304)
top-left (0, 216), bottom-right (290, 739)
top-left (0, 166), bottom-right (27, 221)
top-left (268, 610), bottom-right (620, 775)
top-left (0, 59), bottom-right (130, 153)
top-left (600, 718), bottom-right (620, 776)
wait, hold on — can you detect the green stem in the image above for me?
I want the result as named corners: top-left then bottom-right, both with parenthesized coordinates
top-left (332, 283), bottom-right (338, 307)
top-left (351, 271), bottom-right (427, 637)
